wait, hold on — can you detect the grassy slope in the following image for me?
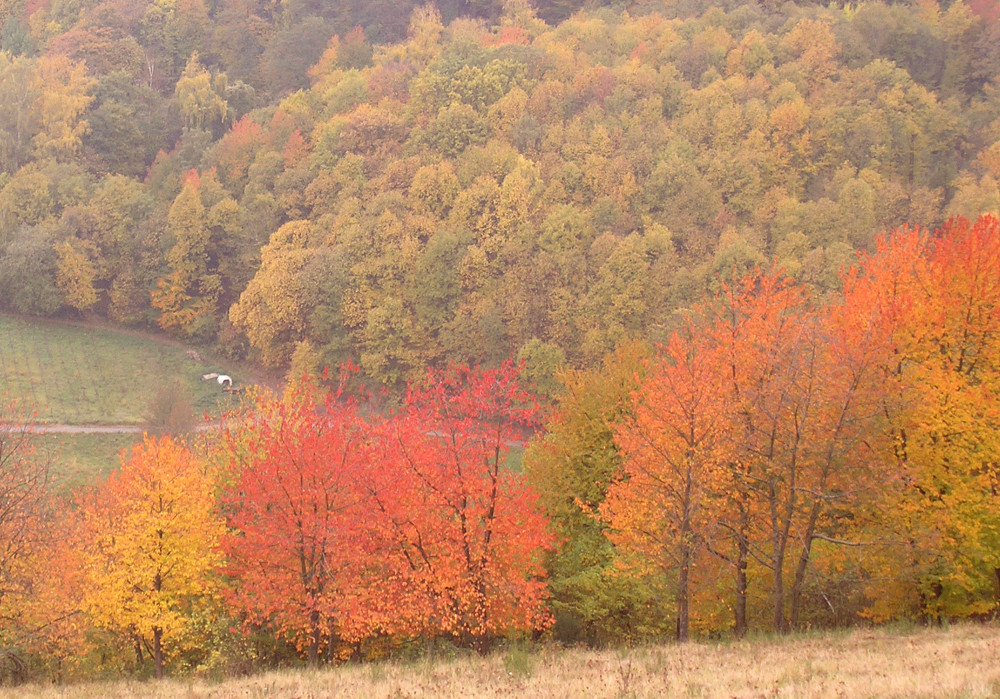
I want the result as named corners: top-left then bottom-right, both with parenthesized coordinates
top-left (7, 623), bottom-right (999, 698)
top-left (0, 315), bottom-right (246, 426)
top-left (0, 314), bottom-right (278, 486)
top-left (35, 432), bottom-right (143, 491)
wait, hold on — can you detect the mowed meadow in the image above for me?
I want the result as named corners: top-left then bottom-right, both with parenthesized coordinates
top-left (0, 315), bottom-right (270, 488)
top-left (0, 315), bottom-right (243, 425)
top-left (5, 624), bottom-right (998, 698)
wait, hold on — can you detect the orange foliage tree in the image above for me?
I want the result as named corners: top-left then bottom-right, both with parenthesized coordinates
top-left (708, 271), bottom-right (887, 633)
top-left (602, 270), bottom-right (889, 637)
top-left (0, 402), bottom-right (59, 678)
top-left (844, 214), bottom-right (1000, 619)
top-left (15, 514), bottom-right (90, 682)
top-left (601, 328), bottom-right (730, 642)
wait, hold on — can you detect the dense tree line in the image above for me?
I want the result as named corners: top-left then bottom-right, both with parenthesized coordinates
top-left (2, 215), bottom-right (1000, 681)
top-left (3, 0), bottom-right (1000, 681)
top-left (0, 1), bottom-right (997, 388)
top-left (0, 364), bottom-right (553, 679)
top-left (527, 213), bottom-right (1000, 642)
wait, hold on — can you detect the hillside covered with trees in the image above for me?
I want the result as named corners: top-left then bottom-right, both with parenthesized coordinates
top-left (1, 0), bottom-right (1000, 684)
top-left (0, 0), bottom-right (998, 387)
top-left (4, 214), bottom-right (1000, 680)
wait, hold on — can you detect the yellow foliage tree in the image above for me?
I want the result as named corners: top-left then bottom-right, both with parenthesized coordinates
top-left (151, 170), bottom-right (221, 338)
top-left (848, 216), bottom-right (1000, 620)
top-left (31, 54), bottom-right (95, 160)
top-left (79, 435), bottom-right (225, 679)
top-left (229, 220), bottom-right (317, 366)
top-left (54, 238), bottom-right (100, 312)
top-left (174, 52), bottom-right (227, 130)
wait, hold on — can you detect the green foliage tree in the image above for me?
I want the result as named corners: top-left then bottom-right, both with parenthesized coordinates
top-left (523, 341), bottom-right (672, 643)
top-left (173, 53), bottom-right (227, 132)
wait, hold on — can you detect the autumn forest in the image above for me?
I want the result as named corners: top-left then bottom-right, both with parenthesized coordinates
top-left (0, 0), bottom-right (999, 684)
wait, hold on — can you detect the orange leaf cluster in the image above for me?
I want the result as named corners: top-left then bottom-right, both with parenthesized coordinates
top-left (601, 214), bottom-right (1000, 637)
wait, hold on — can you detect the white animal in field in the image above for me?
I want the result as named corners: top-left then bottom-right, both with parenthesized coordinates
top-left (217, 375), bottom-right (232, 387)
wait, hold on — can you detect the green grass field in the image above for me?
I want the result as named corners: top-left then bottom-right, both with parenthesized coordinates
top-left (0, 315), bottom-right (247, 426)
top-left (0, 314), bottom-right (278, 488)
top-left (35, 432), bottom-right (143, 491)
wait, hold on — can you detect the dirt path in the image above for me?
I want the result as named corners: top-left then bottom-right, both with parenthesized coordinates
top-left (27, 424), bottom-right (145, 434)
top-left (13, 421), bottom-right (225, 435)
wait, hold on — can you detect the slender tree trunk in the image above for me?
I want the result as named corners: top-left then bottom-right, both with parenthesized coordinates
top-left (471, 574), bottom-right (492, 655)
top-left (734, 501), bottom-right (749, 638)
top-left (153, 626), bottom-right (163, 680)
top-left (774, 420), bottom-right (804, 634)
top-left (676, 464), bottom-right (695, 643)
top-left (677, 542), bottom-right (691, 642)
top-left (308, 610), bottom-right (321, 667)
top-left (770, 481), bottom-right (788, 633)
top-left (772, 564), bottom-right (785, 632)
top-left (789, 501), bottom-right (822, 629)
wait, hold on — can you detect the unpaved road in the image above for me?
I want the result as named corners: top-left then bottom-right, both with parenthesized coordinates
top-left (9, 422), bottom-right (224, 434)
top-left (27, 424), bottom-right (145, 434)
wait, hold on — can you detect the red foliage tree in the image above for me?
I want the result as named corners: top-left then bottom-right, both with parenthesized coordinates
top-left (220, 362), bottom-right (554, 658)
top-left (219, 384), bottom-right (368, 665)
top-left (364, 361), bottom-right (555, 651)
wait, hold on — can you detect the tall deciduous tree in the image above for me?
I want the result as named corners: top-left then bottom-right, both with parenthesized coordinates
top-left (31, 55), bottom-right (95, 161)
top-left (0, 402), bottom-right (56, 651)
top-left (79, 435), bottom-right (225, 679)
top-left (54, 238), bottom-right (99, 312)
top-left (228, 220), bottom-right (319, 367)
top-left (219, 382), bottom-right (367, 666)
top-left (602, 330), bottom-right (730, 642)
top-left (174, 52), bottom-right (227, 131)
top-left (524, 340), bottom-right (672, 644)
top-left (367, 361), bottom-right (554, 651)
top-left (707, 271), bottom-right (884, 633)
top-left (151, 170), bottom-right (220, 338)
top-left (846, 215), bottom-right (1000, 620)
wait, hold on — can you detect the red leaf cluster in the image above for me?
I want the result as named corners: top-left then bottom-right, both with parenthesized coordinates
top-left (220, 361), bottom-right (554, 658)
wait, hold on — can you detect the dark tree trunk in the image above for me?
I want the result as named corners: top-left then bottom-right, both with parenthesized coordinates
top-left (308, 610), bottom-right (321, 667)
top-left (734, 504), bottom-right (749, 638)
top-left (677, 544), bottom-right (691, 642)
top-left (153, 627), bottom-right (163, 680)
top-left (789, 502), bottom-right (822, 629)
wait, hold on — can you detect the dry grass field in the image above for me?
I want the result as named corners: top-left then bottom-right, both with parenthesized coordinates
top-left (6, 622), bottom-right (999, 698)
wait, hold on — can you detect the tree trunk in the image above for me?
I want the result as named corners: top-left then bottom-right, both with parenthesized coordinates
top-left (734, 503), bottom-right (749, 638)
top-left (308, 610), bottom-right (321, 667)
top-left (153, 626), bottom-right (163, 680)
top-left (677, 544), bottom-right (691, 642)
top-left (789, 502), bottom-right (822, 629)
top-left (772, 567), bottom-right (785, 633)
top-left (770, 481), bottom-right (788, 633)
